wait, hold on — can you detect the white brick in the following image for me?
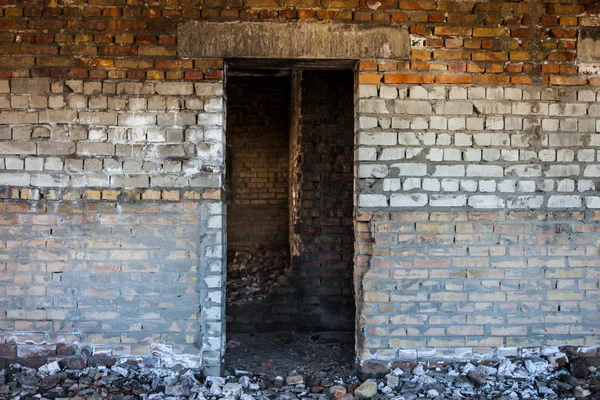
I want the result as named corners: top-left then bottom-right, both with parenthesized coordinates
top-left (455, 133), bottom-right (471, 146)
top-left (466, 165), bottom-right (503, 177)
top-left (428, 87), bottom-right (446, 100)
top-left (436, 133), bottom-right (451, 145)
top-left (417, 132), bottom-right (436, 146)
top-left (5, 157), bottom-right (23, 170)
top-left (519, 150), bottom-right (536, 161)
top-left (0, 172), bottom-right (30, 185)
top-left (359, 194), bottom-right (388, 207)
top-left (578, 180), bottom-right (595, 192)
top-left (468, 195), bottom-right (505, 209)
top-left (473, 133), bottom-right (509, 147)
top-left (357, 147), bottom-right (377, 161)
top-left (195, 82), bottom-right (223, 97)
top-left (397, 132), bottom-right (420, 146)
top-left (0, 141), bottom-right (36, 155)
top-left (504, 88), bottom-right (522, 100)
top-left (434, 101), bottom-right (473, 115)
top-left (383, 178), bottom-right (401, 191)
top-left (441, 179), bottom-right (459, 192)
top-left (556, 149), bottom-right (575, 162)
top-left (473, 100), bottom-right (511, 115)
top-left (392, 163), bottom-right (427, 176)
top-left (359, 131), bottom-right (397, 146)
top-left (358, 164), bottom-right (389, 178)
top-left (501, 149), bottom-right (518, 161)
top-left (486, 87), bottom-right (503, 100)
top-left (449, 87), bottom-right (467, 100)
top-left (549, 103), bottom-right (587, 116)
top-left (448, 118), bottom-right (466, 131)
top-left (422, 178), bottom-right (440, 191)
top-left (505, 117), bottom-right (523, 130)
top-left (45, 157), bottom-right (63, 171)
top-left (549, 134), bottom-right (584, 147)
top-left (359, 116), bottom-right (378, 129)
top-left (460, 180), bottom-right (478, 192)
top-left (410, 117), bottom-right (428, 130)
top-left (426, 148), bottom-right (443, 162)
top-left (497, 179), bottom-right (516, 192)
top-left (430, 194), bottom-right (466, 207)
top-left (467, 87), bottom-right (486, 100)
top-left (482, 149), bottom-right (500, 161)
top-left (408, 86), bottom-right (428, 99)
top-left (585, 197), bottom-right (600, 208)
top-left (557, 179), bottom-right (575, 192)
top-left (545, 165), bottom-right (579, 177)
top-left (538, 149), bottom-right (555, 162)
top-left (379, 86), bottom-right (398, 99)
top-left (542, 179), bottom-right (555, 192)
top-left (358, 85), bottom-right (377, 98)
top-left (547, 195), bottom-right (581, 208)
top-left (485, 116), bottom-right (504, 130)
top-left (25, 157), bottom-right (43, 171)
top-left (379, 117), bottom-right (391, 129)
top-left (405, 147), bottom-right (423, 159)
top-left (589, 103), bottom-right (600, 117)
top-left (205, 97), bottom-right (223, 112)
top-left (517, 180), bottom-right (536, 193)
top-left (443, 148), bottom-right (461, 161)
top-left (507, 195), bottom-right (544, 209)
top-left (512, 102), bottom-right (549, 116)
top-left (403, 178), bottom-right (421, 190)
top-left (583, 165), bottom-right (600, 177)
top-left (155, 82), bottom-right (194, 96)
top-left (578, 90), bottom-right (596, 102)
top-left (429, 116), bottom-right (447, 130)
top-left (541, 119), bottom-right (559, 132)
top-left (361, 99), bottom-right (388, 114)
top-left (395, 100), bottom-right (432, 114)
top-left (466, 118), bottom-right (484, 131)
top-left (392, 117), bottom-right (410, 129)
top-left (478, 180), bottom-right (496, 192)
top-left (560, 118), bottom-right (578, 132)
top-left (579, 120), bottom-right (596, 133)
top-left (30, 173), bottom-right (68, 187)
top-left (390, 193), bottom-right (428, 207)
top-left (505, 164), bottom-right (542, 177)
top-left (465, 149), bottom-right (481, 161)
top-left (380, 147), bottom-right (405, 160)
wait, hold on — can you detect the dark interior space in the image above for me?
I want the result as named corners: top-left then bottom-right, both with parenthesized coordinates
top-left (225, 68), bottom-right (356, 370)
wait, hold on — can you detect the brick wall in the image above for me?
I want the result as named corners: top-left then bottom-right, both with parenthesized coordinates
top-left (226, 76), bottom-right (291, 253)
top-left (0, 0), bottom-right (599, 375)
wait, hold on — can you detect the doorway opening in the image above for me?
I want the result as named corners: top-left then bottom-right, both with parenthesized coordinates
top-left (224, 63), bottom-right (356, 375)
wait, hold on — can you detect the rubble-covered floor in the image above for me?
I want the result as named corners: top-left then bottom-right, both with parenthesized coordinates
top-left (1, 347), bottom-right (599, 400)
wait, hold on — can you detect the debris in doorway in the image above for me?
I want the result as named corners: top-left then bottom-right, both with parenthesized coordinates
top-left (227, 246), bottom-right (290, 304)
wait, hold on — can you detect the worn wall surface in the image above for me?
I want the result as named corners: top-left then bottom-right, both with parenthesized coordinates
top-left (0, 0), bottom-right (599, 375)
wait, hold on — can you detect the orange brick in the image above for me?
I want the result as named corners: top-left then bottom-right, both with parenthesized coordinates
top-left (358, 74), bottom-right (382, 84)
top-left (359, 61), bottom-right (377, 71)
top-left (473, 27), bottom-right (510, 37)
top-left (473, 75), bottom-right (509, 85)
top-left (509, 51), bottom-right (530, 61)
top-left (383, 73), bottom-right (420, 84)
top-left (435, 73), bottom-right (472, 84)
top-left (433, 50), bottom-right (470, 60)
top-left (412, 50), bottom-right (431, 60)
top-left (471, 52), bottom-right (508, 61)
top-left (511, 76), bottom-right (531, 85)
top-left (434, 26), bottom-right (472, 36)
top-left (399, 0), bottom-right (435, 10)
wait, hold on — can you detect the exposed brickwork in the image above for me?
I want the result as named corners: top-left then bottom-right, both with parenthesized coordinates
top-left (226, 76), bottom-right (291, 252)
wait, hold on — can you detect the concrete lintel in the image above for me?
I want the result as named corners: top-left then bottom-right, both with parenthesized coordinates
top-left (178, 21), bottom-right (409, 60)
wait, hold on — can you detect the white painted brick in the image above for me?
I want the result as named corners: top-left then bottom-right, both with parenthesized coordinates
top-left (403, 178), bottom-right (421, 190)
top-left (557, 179), bottom-right (575, 192)
top-left (547, 195), bottom-right (582, 208)
top-left (497, 179), bottom-right (516, 193)
top-left (433, 165), bottom-right (464, 177)
top-left (392, 163), bottom-right (427, 176)
top-left (467, 87), bottom-right (486, 100)
top-left (556, 149), bottom-right (575, 162)
top-left (448, 118), bottom-right (466, 131)
top-left (357, 148), bottom-right (377, 161)
top-left (359, 116), bottom-right (378, 129)
top-left (541, 119), bottom-right (559, 132)
top-left (466, 118), bottom-right (484, 131)
top-left (361, 99), bottom-right (388, 114)
top-left (436, 133), bottom-right (451, 145)
top-left (550, 103), bottom-right (587, 116)
top-left (383, 178), bottom-right (401, 191)
top-left (517, 180), bottom-right (536, 193)
top-left (408, 86), bottom-right (428, 99)
top-left (390, 193), bottom-right (428, 207)
top-left (578, 149), bottom-right (595, 162)
top-left (505, 164), bottom-right (542, 177)
top-left (380, 147), bottom-right (405, 160)
top-left (468, 195), bottom-right (505, 208)
top-left (358, 164), bottom-right (389, 178)
top-left (504, 88), bottom-right (522, 101)
top-left (426, 148), bottom-right (443, 162)
top-left (507, 195), bottom-right (544, 209)
top-left (441, 179), bottom-right (459, 192)
top-left (485, 116), bottom-right (504, 130)
top-left (410, 117), bottom-right (428, 130)
top-left (465, 149), bottom-right (481, 161)
top-left (583, 165), bottom-right (600, 177)
top-left (501, 149), bottom-right (518, 162)
top-left (578, 180), bottom-right (595, 192)
top-left (430, 194), bottom-right (466, 207)
top-left (423, 178), bottom-right (440, 191)
top-left (478, 180), bottom-right (496, 192)
top-left (443, 149), bottom-right (461, 161)
top-left (482, 149), bottom-right (500, 161)
top-left (434, 101), bottom-right (473, 115)
top-left (379, 86), bottom-right (398, 99)
top-left (429, 116), bottom-right (447, 130)
top-left (449, 87), bottom-right (467, 100)
top-left (395, 100), bottom-right (432, 115)
top-left (359, 131), bottom-right (397, 146)
top-left (460, 180), bottom-right (477, 192)
top-left (466, 165), bottom-right (503, 177)
top-left (405, 148), bottom-right (423, 159)
top-left (392, 117), bottom-right (410, 129)
top-left (358, 85), bottom-right (377, 99)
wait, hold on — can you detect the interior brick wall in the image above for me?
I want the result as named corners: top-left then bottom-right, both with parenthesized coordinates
top-left (226, 76), bottom-right (291, 253)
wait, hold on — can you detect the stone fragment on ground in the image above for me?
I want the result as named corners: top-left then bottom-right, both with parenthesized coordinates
top-left (0, 351), bottom-right (599, 399)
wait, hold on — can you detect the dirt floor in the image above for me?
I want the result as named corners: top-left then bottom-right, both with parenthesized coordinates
top-left (223, 331), bottom-right (355, 379)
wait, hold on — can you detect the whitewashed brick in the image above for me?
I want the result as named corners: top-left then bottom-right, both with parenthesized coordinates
top-left (430, 194), bottom-right (467, 207)
top-left (359, 131), bottom-right (397, 146)
top-left (466, 165), bottom-right (503, 177)
top-left (392, 163), bottom-right (427, 176)
top-left (422, 178), bottom-right (440, 191)
top-left (359, 194), bottom-right (388, 207)
top-left (403, 178), bottom-right (421, 190)
top-left (468, 195), bottom-right (505, 208)
top-left (379, 86), bottom-right (398, 99)
top-left (547, 195), bottom-right (582, 208)
top-left (390, 193), bottom-right (428, 207)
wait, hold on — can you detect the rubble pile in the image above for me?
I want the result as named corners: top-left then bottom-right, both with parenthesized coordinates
top-left (1, 349), bottom-right (599, 400)
top-left (227, 247), bottom-right (290, 303)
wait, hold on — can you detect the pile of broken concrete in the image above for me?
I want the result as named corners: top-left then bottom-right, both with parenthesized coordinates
top-left (1, 350), bottom-right (599, 400)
